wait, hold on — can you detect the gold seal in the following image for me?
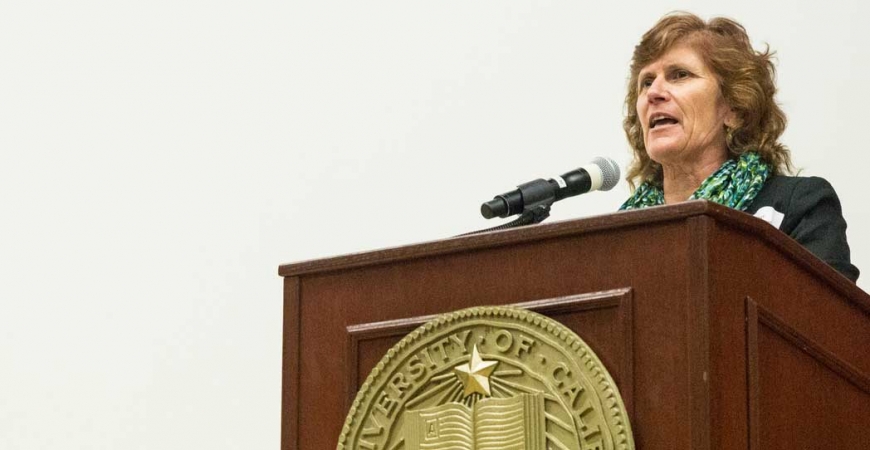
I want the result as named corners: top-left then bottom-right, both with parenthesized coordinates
top-left (338, 306), bottom-right (634, 450)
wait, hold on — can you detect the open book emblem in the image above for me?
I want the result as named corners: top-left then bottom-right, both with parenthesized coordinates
top-left (338, 307), bottom-right (635, 450)
top-left (405, 393), bottom-right (545, 450)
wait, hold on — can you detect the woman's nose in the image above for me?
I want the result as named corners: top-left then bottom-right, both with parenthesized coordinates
top-left (646, 78), bottom-right (669, 103)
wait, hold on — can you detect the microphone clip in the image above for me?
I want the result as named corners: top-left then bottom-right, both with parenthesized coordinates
top-left (482, 178), bottom-right (557, 219)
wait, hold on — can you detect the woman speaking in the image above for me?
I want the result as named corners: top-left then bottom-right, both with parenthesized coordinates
top-left (619, 13), bottom-right (859, 282)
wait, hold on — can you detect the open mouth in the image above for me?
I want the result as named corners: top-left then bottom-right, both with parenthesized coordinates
top-left (649, 114), bottom-right (678, 129)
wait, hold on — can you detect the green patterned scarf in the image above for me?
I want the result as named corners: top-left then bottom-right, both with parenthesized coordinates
top-left (620, 152), bottom-right (771, 211)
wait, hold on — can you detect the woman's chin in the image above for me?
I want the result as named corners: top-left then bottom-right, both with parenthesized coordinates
top-left (646, 143), bottom-right (684, 164)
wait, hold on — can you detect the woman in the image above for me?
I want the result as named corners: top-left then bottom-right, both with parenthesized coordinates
top-left (619, 12), bottom-right (859, 282)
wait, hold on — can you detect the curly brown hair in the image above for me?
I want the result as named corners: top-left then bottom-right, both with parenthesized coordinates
top-left (624, 12), bottom-right (793, 189)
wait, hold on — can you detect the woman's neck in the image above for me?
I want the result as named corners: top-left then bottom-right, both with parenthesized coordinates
top-left (661, 154), bottom-right (727, 204)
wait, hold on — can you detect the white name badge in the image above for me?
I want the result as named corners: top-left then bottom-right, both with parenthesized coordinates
top-left (753, 206), bottom-right (785, 229)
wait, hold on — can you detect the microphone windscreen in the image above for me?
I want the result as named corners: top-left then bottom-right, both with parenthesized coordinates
top-left (592, 157), bottom-right (621, 191)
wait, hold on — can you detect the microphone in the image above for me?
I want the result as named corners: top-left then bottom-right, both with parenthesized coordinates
top-left (480, 157), bottom-right (620, 219)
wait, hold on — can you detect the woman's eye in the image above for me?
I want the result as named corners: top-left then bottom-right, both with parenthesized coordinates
top-left (674, 70), bottom-right (690, 79)
top-left (640, 78), bottom-right (653, 89)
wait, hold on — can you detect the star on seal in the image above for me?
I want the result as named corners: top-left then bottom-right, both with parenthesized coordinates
top-left (453, 344), bottom-right (499, 397)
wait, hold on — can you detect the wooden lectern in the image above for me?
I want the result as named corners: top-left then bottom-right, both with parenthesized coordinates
top-left (279, 201), bottom-right (870, 450)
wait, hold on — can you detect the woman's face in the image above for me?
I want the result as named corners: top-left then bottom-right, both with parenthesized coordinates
top-left (636, 43), bottom-right (735, 167)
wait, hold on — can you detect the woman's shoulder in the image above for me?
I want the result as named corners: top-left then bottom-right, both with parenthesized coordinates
top-left (747, 175), bottom-right (837, 214)
top-left (758, 174), bottom-right (834, 193)
top-left (747, 174), bottom-right (858, 281)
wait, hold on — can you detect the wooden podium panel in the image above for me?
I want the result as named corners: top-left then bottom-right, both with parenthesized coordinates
top-left (344, 289), bottom-right (635, 411)
top-left (280, 201), bottom-right (870, 450)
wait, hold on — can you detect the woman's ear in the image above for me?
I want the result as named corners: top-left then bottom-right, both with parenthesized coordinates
top-left (724, 108), bottom-right (741, 129)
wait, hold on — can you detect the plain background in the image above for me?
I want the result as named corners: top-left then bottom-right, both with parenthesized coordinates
top-left (2, 1), bottom-right (867, 448)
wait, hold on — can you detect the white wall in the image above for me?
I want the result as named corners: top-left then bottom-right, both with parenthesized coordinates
top-left (2, 1), bottom-right (867, 448)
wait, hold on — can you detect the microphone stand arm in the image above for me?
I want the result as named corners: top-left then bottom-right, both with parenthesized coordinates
top-left (458, 204), bottom-right (551, 236)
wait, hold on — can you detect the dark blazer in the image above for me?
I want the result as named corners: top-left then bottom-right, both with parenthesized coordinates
top-left (746, 176), bottom-right (859, 282)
